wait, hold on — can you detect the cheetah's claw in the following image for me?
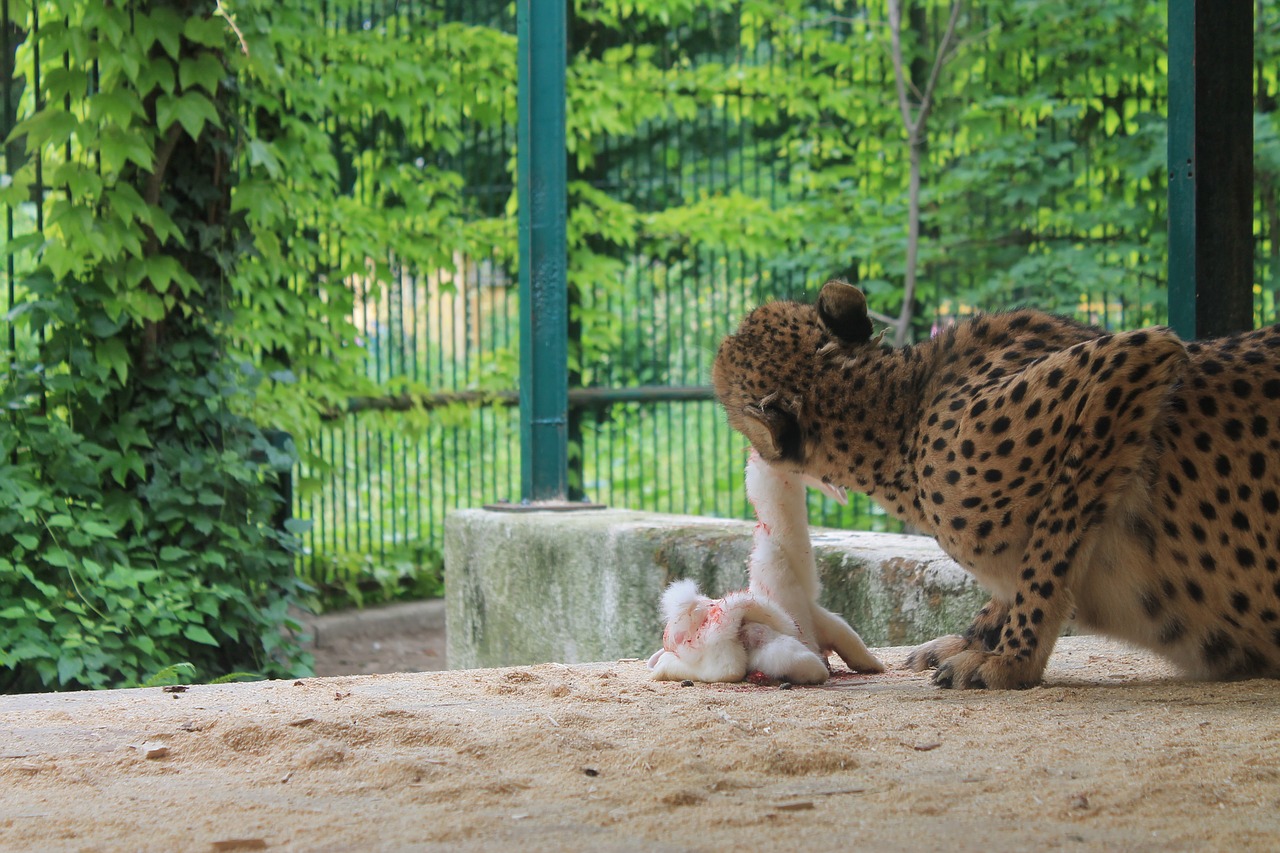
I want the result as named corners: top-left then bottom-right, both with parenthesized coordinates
top-left (931, 650), bottom-right (1041, 690)
top-left (904, 635), bottom-right (969, 672)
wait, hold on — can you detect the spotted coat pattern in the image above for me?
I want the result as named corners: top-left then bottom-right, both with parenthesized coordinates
top-left (712, 279), bottom-right (1280, 688)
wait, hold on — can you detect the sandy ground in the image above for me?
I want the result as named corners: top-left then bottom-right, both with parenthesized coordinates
top-left (3, 636), bottom-right (1280, 852)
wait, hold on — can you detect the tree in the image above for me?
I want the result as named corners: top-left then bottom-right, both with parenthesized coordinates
top-left (886, 0), bottom-right (964, 345)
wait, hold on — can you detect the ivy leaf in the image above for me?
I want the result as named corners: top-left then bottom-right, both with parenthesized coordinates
top-left (44, 67), bottom-right (92, 103)
top-left (9, 108), bottom-right (78, 151)
top-left (284, 518), bottom-right (313, 536)
top-left (247, 139), bottom-right (282, 179)
top-left (96, 337), bottom-right (130, 385)
top-left (145, 254), bottom-right (201, 297)
top-left (151, 8), bottom-right (184, 59)
top-left (179, 52), bottom-right (226, 94)
top-left (137, 56), bottom-right (177, 96)
top-left (100, 125), bottom-right (156, 173)
top-left (87, 90), bottom-right (145, 127)
top-left (156, 91), bottom-right (222, 139)
top-left (183, 16), bottom-right (229, 47)
top-left (109, 453), bottom-right (148, 487)
top-left (105, 183), bottom-right (153, 228)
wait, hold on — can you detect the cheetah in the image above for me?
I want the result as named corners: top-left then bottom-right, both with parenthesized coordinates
top-left (712, 278), bottom-right (1280, 688)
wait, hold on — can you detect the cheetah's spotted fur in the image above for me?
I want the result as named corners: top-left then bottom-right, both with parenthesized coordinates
top-left (713, 279), bottom-right (1280, 688)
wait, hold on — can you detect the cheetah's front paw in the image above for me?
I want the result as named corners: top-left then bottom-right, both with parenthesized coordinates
top-left (931, 650), bottom-right (1043, 690)
top-left (904, 635), bottom-right (970, 672)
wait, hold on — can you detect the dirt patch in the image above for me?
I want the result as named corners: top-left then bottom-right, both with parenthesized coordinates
top-left (303, 600), bottom-right (447, 677)
top-left (3, 637), bottom-right (1280, 851)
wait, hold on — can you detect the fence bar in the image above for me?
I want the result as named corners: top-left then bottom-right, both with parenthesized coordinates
top-left (516, 0), bottom-right (568, 501)
top-left (1167, 0), bottom-right (1254, 339)
top-left (335, 385), bottom-right (717, 419)
top-left (2, 0), bottom-right (15, 367)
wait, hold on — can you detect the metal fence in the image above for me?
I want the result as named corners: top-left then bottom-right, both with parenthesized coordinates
top-left (4, 2), bottom-right (1280, 589)
top-left (296, 1), bottom-right (1179, 583)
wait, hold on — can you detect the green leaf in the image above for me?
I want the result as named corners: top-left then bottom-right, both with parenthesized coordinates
top-left (57, 656), bottom-right (85, 685)
top-left (142, 254), bottom-right (201, 298)
top-left (141, 662), bottom-right (196, 687)
top-left (10, 108), bottom-right (78, 150)
top-left (151, 8), bottom-right (184, 59)
top-left (247, 139), bottom-right (282, 179)
top-left (100, 125), bottom-right (155, 173)
top-left (106, 183), bottom-right (153, 228)
top-left (156, 91), bottom-right (222, 139)
top-left (87, 90), bottom-right (145, 127)
top-left (96, 337), bottom-right (130, 385)
top-left (137, 56), bottom-right (177, 95)
top-left (179, 52), bottom-right (226, 94)
top-left (81, 519), bottom-right (118, 538)
top-left (183, 625), bottom-right (219, 646)
top-left (183, 16), bottom-right (229, 47)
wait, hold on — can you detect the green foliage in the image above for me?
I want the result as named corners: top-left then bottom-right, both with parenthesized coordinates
top-left (298, 544), bottom-right (444, 613)
top-left (137, 662), bottom-right (199, 688)
top-left (226, 1), bottom-right (517, 432)
top-left (567, 0), bottom-right (1179, 349)
top-left (0, 0), bottom-right (313, 691)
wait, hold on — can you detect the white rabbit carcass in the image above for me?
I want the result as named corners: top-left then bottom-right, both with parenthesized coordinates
top-left (745, 450), bottom-right (884, 675)
top-left (647, 579), bottom-right (829, 684)
top-left (648, 453), bottom-right (883, 684)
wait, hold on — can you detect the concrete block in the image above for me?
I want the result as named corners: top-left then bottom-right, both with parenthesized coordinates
top-left (444, 508), bottom-right (988, 670)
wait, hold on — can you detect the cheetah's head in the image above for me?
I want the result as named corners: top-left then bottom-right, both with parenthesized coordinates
top-left (712, 279), bottom-right (874, 465)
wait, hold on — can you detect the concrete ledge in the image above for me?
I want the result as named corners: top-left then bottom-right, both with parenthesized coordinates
top-left (445, 508), bottom-right (987, 670)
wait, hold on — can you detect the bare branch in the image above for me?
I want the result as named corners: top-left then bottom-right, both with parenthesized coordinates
top-left (866, 308), bottom-right (897, 327)
top-left (215, 0), bottom-right (250, 56)
top-left (886, 0), bottom-right (916, 137)
top-left (915, 0), bottom-right (964, 132)
top-left (886, 0), bottom-right (965, 347)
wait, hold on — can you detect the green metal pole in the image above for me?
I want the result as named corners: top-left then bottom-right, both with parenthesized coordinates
top-left (1167, 0), bottom-right (1196, 340)
top-left (1167, 0), bottom-right (1253, 340)
top-left (517, 0), bottom-right (569, 502)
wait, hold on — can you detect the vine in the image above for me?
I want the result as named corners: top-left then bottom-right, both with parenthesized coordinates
top-left (0, 0), bottom-right (312, 690)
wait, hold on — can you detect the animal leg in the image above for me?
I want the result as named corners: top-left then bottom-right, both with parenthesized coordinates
top-left (812, 606), bottom-right (884, 672)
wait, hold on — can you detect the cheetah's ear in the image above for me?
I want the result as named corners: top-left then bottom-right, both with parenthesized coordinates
top-left (817, 279), bottom-right (873, 344)
top-left (741, 404), bottom-right (801, 463)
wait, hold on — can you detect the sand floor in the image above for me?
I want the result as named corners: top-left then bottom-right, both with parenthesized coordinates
top-left (3, 636), bottom-right (1280, 852)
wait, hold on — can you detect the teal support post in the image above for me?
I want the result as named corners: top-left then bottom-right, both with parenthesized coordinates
top-left (1167, 0), bottom-right (1254, 340)
top-left (516, 0), bottom-right (568, 502)
top-left (1167, 0), bottom-right (1195, 339)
